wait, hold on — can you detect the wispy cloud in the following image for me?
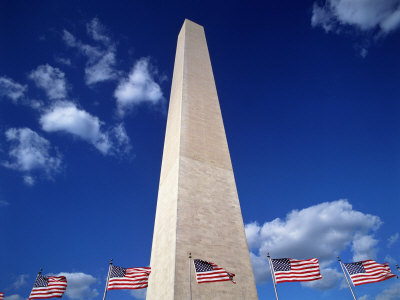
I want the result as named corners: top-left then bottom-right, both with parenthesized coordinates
top-left (387, 233), bottom-right (399, 248)
top-left (29, 64), bottom-right (67, 100)
top-left (114, 58), bottom-right (164, 116)
top-left (40, 101), bottom-right (131, 155)
top-left (54, 56), bottom-right (72, 66)
top-left (12, 274), bottom-right (29, 289)
top-left (23, 175), bottom-right (35, 186)
top-left (0, 200), bottom-right (10, 207)
top-left (62, 18), bottom-right (118, 85)
top-left (0, 76), bottom-right (27, 102)
top-left (245, 199), bottom-right (382, 289)
top-left (0, 76), bottom-right (44, 109)
top-left (311, 0), bottom-right (400, 55)
top-left (86, 18), bottom-right (111, 45)
top-left (312, 0), bottom-right (400, 34)
top-left (2, 127), bottom-right (62, 184)
top-left (4, 294), bottom-right (25, 300)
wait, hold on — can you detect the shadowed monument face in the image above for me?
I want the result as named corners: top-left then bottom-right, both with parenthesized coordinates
top-left (146, 19), bottom-right (258, 300)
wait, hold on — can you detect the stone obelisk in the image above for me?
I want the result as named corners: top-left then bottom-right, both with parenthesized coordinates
top-left (147, 19), bottom-right (258, 299)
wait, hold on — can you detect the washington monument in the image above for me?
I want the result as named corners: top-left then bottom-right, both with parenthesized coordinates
top-left (147, 19), bottom-right (258, 299)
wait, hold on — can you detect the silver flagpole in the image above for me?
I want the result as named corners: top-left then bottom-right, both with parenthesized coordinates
top-left (337, 256), bottom-right (357, 300)
top-left (267, 253), bottom-right (279, 300)
top-left (102, 259), bottom-right (113, 300)
top-left (189, 252), bottom-right (192, 300)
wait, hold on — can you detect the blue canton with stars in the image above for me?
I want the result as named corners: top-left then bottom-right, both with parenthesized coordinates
top-left (344, 262), bottom-right (366, 275)
top-left (194, 259), bottom-right (214, 272)
top-left (110, 265), bottom-right (127, 278)
top-left (34, 275), bottom-right (49, 287)
top-left (272, 259), bottom-right (291, 271)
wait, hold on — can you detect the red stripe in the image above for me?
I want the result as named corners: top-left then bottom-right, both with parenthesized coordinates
top-left (197, 278), bottom-right (233, 284)
top-left (108, 285), bottom-right (148, 290)
top-left (276, 277), bottom-right (323, 284)
top-left (353, 275), bottom-right (397, 286)
top-left (197, 274), bottom-right (231, 280)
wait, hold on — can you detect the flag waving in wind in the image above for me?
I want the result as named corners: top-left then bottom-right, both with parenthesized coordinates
top-left (107, 265), bottom-right (151, 290)
top-left (193, 259), bottom-right (236, 284)
top-left (344, 260), bottom-right (397, 286)
top-left (271, 258), bottom-right (322, 283)
top-left (0, 292), bottom-right (4, 300)
top-left (29, 275), bottom-right (67, 299)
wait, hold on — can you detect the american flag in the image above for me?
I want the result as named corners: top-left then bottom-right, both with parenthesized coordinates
top-left (107, 265), bottom-right (151, 290)
top-left (0, 292), bottom-right (4, 300)
top-left (344, 260), bottom-right (397, 286)
top-left (193, 259), bottom-right (236, 284)
top-left (29, 275), bottom-right (67, 299)
top-left (271, 258), bottom-right (322, 283)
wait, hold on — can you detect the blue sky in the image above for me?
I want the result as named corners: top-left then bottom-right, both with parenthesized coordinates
top-left (1, 0), bottom-right (400, 299)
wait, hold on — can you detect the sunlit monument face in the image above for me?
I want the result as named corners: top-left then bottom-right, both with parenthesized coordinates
top-left (146, 19), bottom-right (258, 299)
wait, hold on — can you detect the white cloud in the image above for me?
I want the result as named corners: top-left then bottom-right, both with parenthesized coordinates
top-left (56, 272), bottom-right (98, 300)
top-left (245, 199), bottom-right (382, 287)
top-left (23, 175), bottom-right (35, 186)
top-left (40, 101), bottom-right (131, 155)
top-left (359, 295), bottom-right (370, 300)
top-left (249, 252), bottom-right (269, 283)
top-left (0, 200), bottom-right (10, 207)
top-left (3, 128), bottom-right (62, 183)
top-left (62, 19), bottom-right (118, 86)
top-left (4, 295), bottom-right (25, 300)
top-left (303, 267), bottom-right (343, 290)
top-left (40, 102), bottom-right (103, 143)
top-left (0, 76), bottom-right (45, 109)
top-left (312, 0), bottom-right (400, 35)
top-left (54, 56), bottom-right (72, 66)
top-left (114, 58), bottom-right (163, 116)
top-left (13, 274), bottom-right (29, 289)
top-left (376, 282), bottom-right (400, 300)
top-left (108, 123), bottom-right (132, 155)
top-left (352, 234), bottom-right (378, 261)
top-left (86, 18), bottom-right (111, 45)
top-left (0, 76), bottom-right (27, 102)
top-left (130, 289), bottom-right (147, 299)
top-left (29, 64), bottom-right (67, 100)
top-left (360, 48), bottom-right (368, 58)
top-left (388, 233), bottom-right (399, 248)
top-left (85, 50), bottom-right (118, 85)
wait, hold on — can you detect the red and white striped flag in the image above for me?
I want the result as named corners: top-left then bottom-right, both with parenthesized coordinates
top-left (193, 259), bottom-right (236, 284)
top-left (0, 292), bottom-right (4, 300)
top-left (271, 258), bottom-right (322, 283)
top-left (29, 275), bottom-right (67, 299)
top-left (344, 260), bottom-right (397, 286)
top-left (107, 265), bottom-right (151, 290)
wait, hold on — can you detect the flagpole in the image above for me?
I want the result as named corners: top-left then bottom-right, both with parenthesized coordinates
top-left (29, 268), bottom-right (42, 299)
top-left (188, 252), bottom-right (192, 300)
top-left (102, 259), bottom-right (113, 300)
top-left (267, 253), bottom-right (279, 300)
top-left (35, 268), bottom-right (42, 281)
top-left (337, 256), bottom-right (357, 300)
